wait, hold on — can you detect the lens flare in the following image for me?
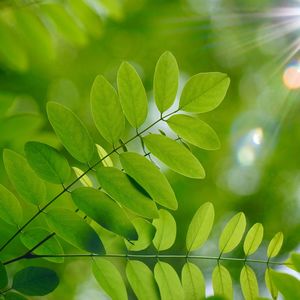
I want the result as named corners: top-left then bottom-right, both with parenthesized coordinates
top-left (283, 60), bottom-right (300, 89)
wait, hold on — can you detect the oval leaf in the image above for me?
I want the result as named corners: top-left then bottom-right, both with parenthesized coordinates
top-left (219, 212), bottom-right (246, 254)
top-left (96, 144), bottom-right (113, 167)
top-left (46, 208), bottom-right (104, 254)
top-left (3, 149), bottom-right (46, 206)
top-left (0, 184), bottom-right (22, 226)
top-left (126, 260), bottom-right (160, 300)
top-left (179, 72), bottom-right (230, 113)
top-left (143, 134), bottom-right (205, 179)
top-left (0, 261), bottom-right (8, 289)
top-left (167, 114), bottom-right (220, 150)
top-left (96, 167), bottom-right (158, 219)
top-left (117, 62), bottom-right (148, 128)
top-left (71, 187), bottom-right (137, 240)
top-left (240, 265), bottom-right (259, 300)
top-left (93, 258), bottom-right (127, 300)
top-left (267, 232), bottom-right (284, 258)
top-left (125, 218), bottom-right (156, 251)
top-left (91, 75), bottom-right (125, 144)
top-left (13, 267), bottom-right (59, 296)
top-left (20, 228), bottom-right (64, 263)
top-left (181, 262), bottom-right (205, 300)
top-left (25, 141), bottom-right (71, 184)
top-left (186, 202), bottom-right (214, 252)
top-left (154, 51), bottom-right (179, 113)
top-left (72, 167), bottom-right (93, 187)
top-left (47, 102), bottom-right (94, 163)
top-left (154, 261), bottom-right (184, 300)
top-left (120, 152), bottom-right (177, 210)
top-left (265, 268), bottom-right (278, 299)
top-left (243, 223), bottom-right (264, 256)
top-left (4, 291), bottom-right (28, 300)
top-left (153, 209), bottom-right (176, 251)
top-left (212, 264), bottom-right (233, 300)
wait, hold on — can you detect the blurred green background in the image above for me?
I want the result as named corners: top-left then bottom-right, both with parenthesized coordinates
top-left (0, 0), bottom-right (300, 299)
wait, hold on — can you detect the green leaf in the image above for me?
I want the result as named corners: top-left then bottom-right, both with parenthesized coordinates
top-left (267, 232), bottom-right (284, 258)
top-left (12, 267), bottom-right (59, 296)
top-left (93, 258), bottom-right (127, 300)
top-left (20, 228), bottom-right (64, 263)
top-left (72, 167), bottom-right (93, 187)
top-left (96, 144), bottom-right (113, 167)
top-left (265, 268), bottom-right (278, 299)
top-left (0, 261), bottom-right (8, 289)
top-left (181, 262), bottom-right (205, 300)
top-left (0, 184), bottom-right (22, 226)
top-left (154, 51), bottom-right (179, 113)
top-left (117, 62), bottom-right (148, 128)
top-left (167, 114), bottom-right (220, 150)
top-left (179, 72), bottom-right (230, 113)
top-left (153, 209), bottom-right (176, 251)
top-left (3, 149), bottom-right (46, 206)
top-left (243, 223), bottom-right (264, 256)
top-left (270, 270), bottom-right (300, 300)
top-left (219, 212), bottom-right (246, 254)
top-left (154, 261), bottom-right (184, 300)
top-left (120, 152), bottom-right (177, 210)
top-left (46, 208), bottom-right (104, 254)
top-left (125, 218), bottom-right (156, 251)
top-left (24, 141), bottom-right (71, 184)
top-left (91, 75), bottom-right (125, 144)
top-left (291, 253), bottom-right (300, 271)
top-left (143, 134), bottom-right (205, 178)
top-left (186, 202), bottom-right (214, 252)
top-left (71, 187), bottom-right (137, 240)
top-left (96, 167), bottom-right (158, 219)
top-left (4, 292), bottom-right (28, 300)
top-left (126, 260), bottom-right (160, 300)
top-left (47, 102), bottom-right (94, 163)
top-left (212, 264), bottom-right (233, 300)
top-left (240, 265), bottom-right (259, 300)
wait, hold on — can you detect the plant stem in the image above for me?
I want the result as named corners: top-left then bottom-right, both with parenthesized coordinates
top-left (0, 109), bottom-right (178, 253)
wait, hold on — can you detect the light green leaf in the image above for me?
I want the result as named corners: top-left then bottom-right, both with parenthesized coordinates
top-left (154, 261), bottom-right (184, 300)
top-left (154, 51), bottom-right (179, 113)
top-left (91, 75), bottom-right (125, 144)
top-left (72, 167), bottom-right (93, 187)
top-left (179, 72), bottom-right (230, 113)
top-left (219, 212), bottom-right (246, 254)
top-left (0, 261), bottom-right (8, 289)
top-left (265, 268), bottom-right (278, 299)
top-left (47, 102), bottom-right (94, 163)
top-left (291, 253), bottom-right (300, 272)
top-left (243, 223), bottom-right (264, 256)
top-left (93, 258), bottom-right (127, 300)
top-left (125, 218), bottom-right (156, 251)
top-left (126, 260), bottom-right (160, 300)
top-left (117, 62), bottom-right (148, 128)
top-left (120, 152), bottom-right (177, 210)
top-left (212, 264), bottom-right (233, 300)
top-left (20, 228), bottom-right (64, 263)
top-left (3, 149), bottom-right (46, 206)
top-left (270, 270), bottom-right (300, 300)
top-left (4, 291), bottom-right (28, 300)
top-left (0, 184), bottom-right (22, 226)
top-left (240, 265), bottom-right (259, 300)
top-left (96, 167), bottom-right (158, 219)
top-left (143, 134), bottom-right (205, 178)
top-left (167, 114), bottom-right (220, 150)
top-left (181, 262), bottom-right (205, 300)
top-left (186, 202), bottom-right (214, 252)
top-left (96, 144), bottom-right (113, 167)
top-left (24, 141), bottom-right (71, 184)
top-left (12, 267), bottom-right (59, 296)
top-left (72, 187), bottom-right (137, 240)
top-left (153, 209), bottom-right (176, 251)
top-left (46, 208), bottom-right (104, 254)
top-left (267, 232), bottom-right (284, 258)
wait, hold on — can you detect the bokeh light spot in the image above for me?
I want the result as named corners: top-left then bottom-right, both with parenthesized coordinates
top-left (283, 62), bottom-right (300, 90)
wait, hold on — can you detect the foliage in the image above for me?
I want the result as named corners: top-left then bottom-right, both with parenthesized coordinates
top-left (0, 51), bottom-right (298, 300)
